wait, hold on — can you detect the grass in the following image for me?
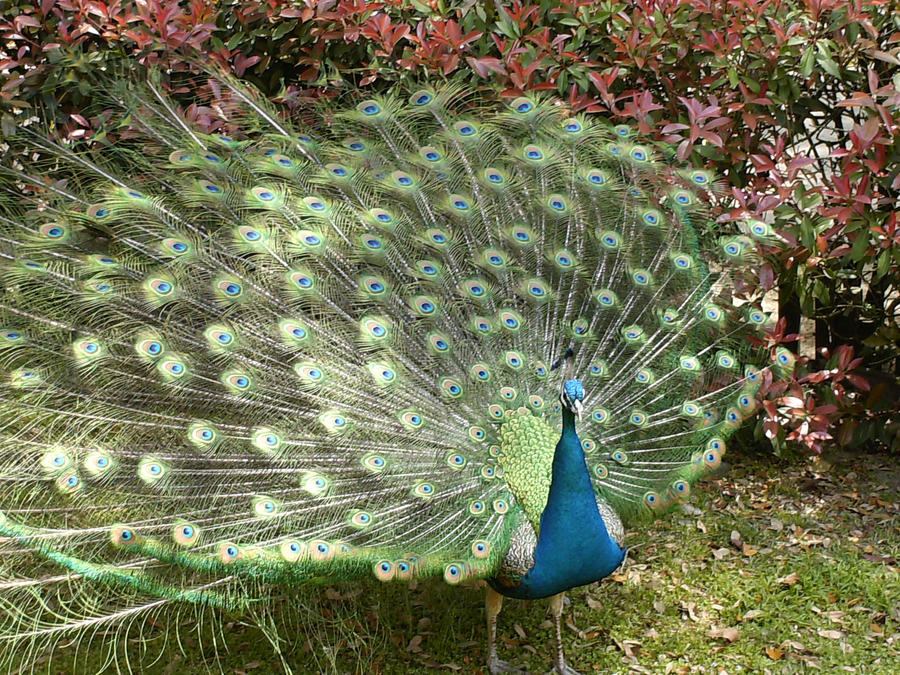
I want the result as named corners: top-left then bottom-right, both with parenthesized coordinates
top-left (34, 448), bottom-right (900, 674)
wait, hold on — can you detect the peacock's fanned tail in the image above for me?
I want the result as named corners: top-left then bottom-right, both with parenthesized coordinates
top-left (0, 74), bottom-right (777, 663)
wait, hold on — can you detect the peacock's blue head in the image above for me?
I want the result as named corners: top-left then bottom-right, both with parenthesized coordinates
top-left (560, 379), bottom-right (585, 421)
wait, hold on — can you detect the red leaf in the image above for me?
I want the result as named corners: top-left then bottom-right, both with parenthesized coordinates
top-left (466, 56), bottom-right (506, 78)
top-left (829, 244), bottom-right (851, 257)
top-left (14, 15), bottom-right (42, 28)
top-left (787, 156), bottom-right (816, 172)
top-left (233, 54), bottom-right (260, 78)
top-left (759, 264), bottom-right (775, 290)
top-left (442, 53), bottom-right (459, 75)
top-left (845, 374), bottom-right (871, 391)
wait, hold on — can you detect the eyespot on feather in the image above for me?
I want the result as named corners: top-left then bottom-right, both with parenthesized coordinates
top-left (110, 524), bottom-right (139, 547)
top-left (172, 522), bottom-right (201, 547)
top-left (443, 562), bottom-right (467, 584)
top-left (280, 540), bottom-right (306, 562)
top-left (374, 560), bottom-right (395, 581)
top-left (308, 540), bottom-right (334, 561)
top-left (471, 540), bottom-right (491, 559)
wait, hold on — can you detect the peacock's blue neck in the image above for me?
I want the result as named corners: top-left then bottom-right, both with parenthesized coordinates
top-left (502, 407), bottom-right (626, 599)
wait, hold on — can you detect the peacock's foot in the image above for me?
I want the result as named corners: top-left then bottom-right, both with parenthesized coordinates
top-left (545, 662), bottom-right (582, 675)
top-left (489, 657), bottom-right (524, 674)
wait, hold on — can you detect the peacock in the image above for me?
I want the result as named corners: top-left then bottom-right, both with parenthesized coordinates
top-left (0, 71), bottom-right (783, 674)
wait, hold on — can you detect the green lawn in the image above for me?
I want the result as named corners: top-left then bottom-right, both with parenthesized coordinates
top-left (37, 449), bottom-right (900, 674)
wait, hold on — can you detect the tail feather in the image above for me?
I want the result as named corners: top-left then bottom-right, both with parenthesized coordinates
top-left (0, 72), bottom-right (774, 662)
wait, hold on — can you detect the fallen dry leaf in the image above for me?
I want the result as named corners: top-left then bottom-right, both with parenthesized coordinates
top-left (708, 627), bottom-right (741, 643)
top-left (777, 571), bottom-right (800, 586)
top-left (666, 664), bottom-right (691, 674)
top-left (742, 609), bottom-right (764, 621)
top-left (780, 639), bottom-right (807, 652)
top-left (765, 646), bottom-right (784, 660)
top-left (407, 635), bottom-right (423, 653)
top-left (621, 639), bottom-right (641, 659)
top-left (824, 610), bottom-right (847, 623)
top-left (680, 601), bottom-right (700, 622)
top-left (817, 629), bottom-right (845, 640)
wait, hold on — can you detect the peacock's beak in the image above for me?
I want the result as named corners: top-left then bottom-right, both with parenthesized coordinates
top-left (573, 399), bottom-right (584, 422)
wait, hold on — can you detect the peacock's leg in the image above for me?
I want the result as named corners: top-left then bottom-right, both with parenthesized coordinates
top-left (486, 586), bottom-right (522, 674)
top-left (547, 592), bottom-right (581, 675)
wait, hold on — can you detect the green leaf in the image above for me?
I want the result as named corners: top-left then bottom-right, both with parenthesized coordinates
top-left (850, 231), bottom-right (870, 262)
top-left (226, 32), bottom-right (245, 50)
top-left (728, 67), bottom-right (739, 88)
top-left (800, 48), bottom-right (815, 78)
top-left (272, 21), bottom-right (297, 40)
top-left (800, 290), bottom-right (815, 316)
top-left (815, 41), bottom-right (840, 77)
top-left (816, 53), bottom-right (840, 78)
top-left (799, 218), bottom-right (816, 249)
top-left (875, 250), bottom-right (891, 279)
top-left (696, 144), bottom-right (722, 161)
top-left (495, 13), bottom-right (520, 39)
top-left (742, 76), bottom-right (761, 94)
top-left (797, 190), bottom-right (823, 211)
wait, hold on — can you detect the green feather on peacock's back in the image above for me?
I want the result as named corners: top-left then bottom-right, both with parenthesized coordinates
top-left (0, 73), bottom-right (779, 656)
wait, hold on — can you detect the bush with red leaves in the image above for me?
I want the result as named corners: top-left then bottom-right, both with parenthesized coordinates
top-left (2, 0), bottom-right (897, 453)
